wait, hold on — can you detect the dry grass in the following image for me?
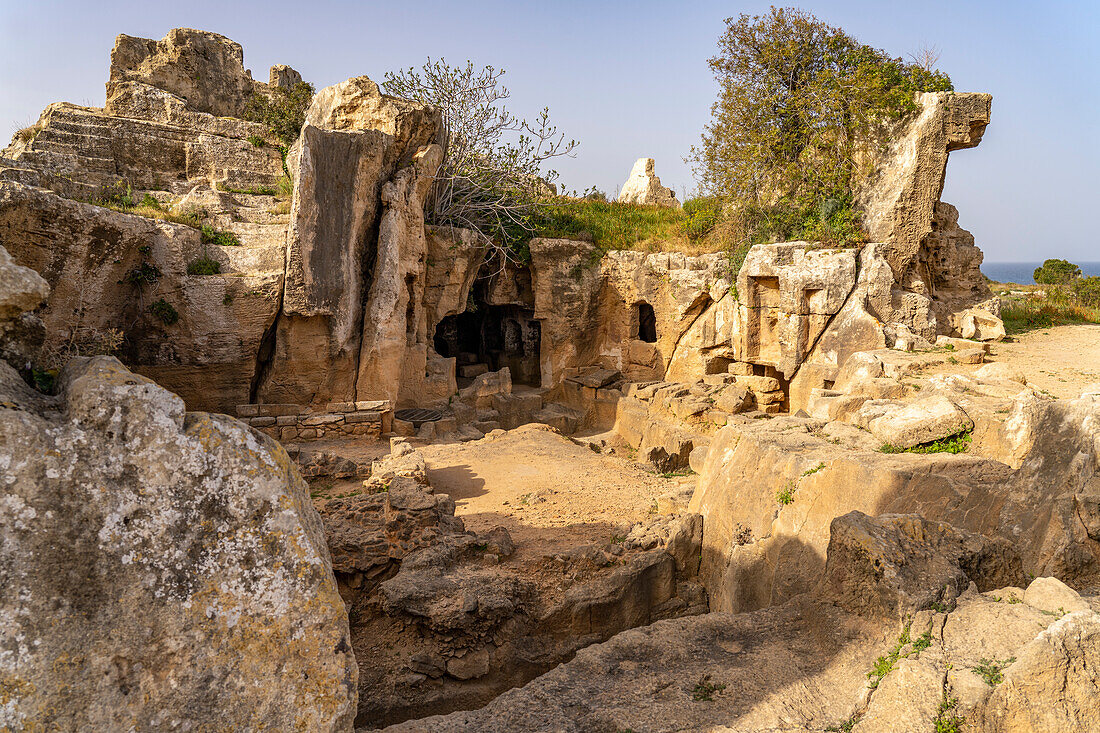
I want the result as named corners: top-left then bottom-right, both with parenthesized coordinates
top-left (990, 281), bottom-right (1100, 334)
top-left (532, 199), bottom-right (734, 255)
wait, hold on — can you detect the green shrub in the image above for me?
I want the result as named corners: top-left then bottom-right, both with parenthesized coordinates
top-left (200, 224), bottom-right (241, 247)
top-left (680, 196), bottom-right (723, 241)
top-left (246, 134), bottom-right (267, 148)
top-left (90, 180), bottom-right (136, 209)
top-left (691, 7), bottom-right (951, 245)
top-left (1033, 258), bottom-right (1081, 285)
top-left (691, 675), bottom-right (726, 701)
top-left (120, 261), bottom-right (162, 287)
top-left (216, 182), bottom-right (278, 196)
top-left (187, 256), bottom-right (221, 275)
top-left (243, 81), bottom-right (315, 145)
top-left (880, 431), bottom-right (971, 455)
top-left (139, 193), bottom-right (164, 210)
top-left (1073, 276), bottom-right (1100, 308)
top-left (971, 657), bottom-right (1015, 686)
top-left (149, 298), bottom-right (179, 325)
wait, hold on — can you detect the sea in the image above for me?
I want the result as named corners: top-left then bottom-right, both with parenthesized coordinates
top-left (981, 262), bottom-right (1100, 285)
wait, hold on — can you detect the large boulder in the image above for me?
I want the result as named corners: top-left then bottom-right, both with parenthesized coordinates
top-left (617, 157), bottom-right (679, 207)
top-left (859, 395), bottom-right (974, 449)
top-left (0, 356), bottom-right (357, 730)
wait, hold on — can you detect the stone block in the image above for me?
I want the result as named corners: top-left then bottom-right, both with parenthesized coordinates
top-left (326, 401), bottom-right (356, 413)
top-left (458, 363), bottom-right (489, 379)
top-left (236, 404), bottom-right (259, 418)
top-left (346, 411), bottom-right (381, 424)
top-left (251, 417), bottom-right (276, 427)
top-left (276, 415), bottom-right (296, 426)
top-left (302, 413), bottom-right (344, 426)
top-left (256, 404), bottom-right (303, 417)
top-left (355, 400), bottom-right (390, 411)
top-left (734, 375), bottom-right (781, 393)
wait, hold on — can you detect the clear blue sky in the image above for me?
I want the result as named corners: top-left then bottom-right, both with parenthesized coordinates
top-left (2, 0), bottom-right (1097, 262)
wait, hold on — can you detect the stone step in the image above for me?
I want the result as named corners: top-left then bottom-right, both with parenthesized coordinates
top-left (16, 150), bottom-right (118, 174)
top-left (30, 138), bottom-right (114, 160)
top-left (42, 117), bottom-right (118, 136)
top-left (220, 243), bottom-right (285, 273)
top-left (222, 221), bottom-right (288, 248)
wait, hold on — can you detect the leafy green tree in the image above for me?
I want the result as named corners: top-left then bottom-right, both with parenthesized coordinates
top-left (690, 7), bottom-right (952, 246)
top-left (1033, 258), bottom-right (1082, 285)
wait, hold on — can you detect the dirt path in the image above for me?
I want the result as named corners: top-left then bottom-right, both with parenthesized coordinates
top-left (988, 324), bottom-right (1100, 398)
top-left (417, 425), bottom-right (693, 559)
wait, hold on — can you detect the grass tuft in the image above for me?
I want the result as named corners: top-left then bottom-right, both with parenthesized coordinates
top-left (880, 431), bottom-right (971, 455)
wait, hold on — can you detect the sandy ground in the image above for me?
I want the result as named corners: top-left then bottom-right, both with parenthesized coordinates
top-left (988, 324), bottom-right (1100, 398)
top-left (416, 425), bottom-right (693, 559)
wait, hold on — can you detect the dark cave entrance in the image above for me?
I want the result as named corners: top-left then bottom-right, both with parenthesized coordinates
top-left (434, 305), bottom-right (541, 386)
top-left (636, 302), bottom-right (657, 343)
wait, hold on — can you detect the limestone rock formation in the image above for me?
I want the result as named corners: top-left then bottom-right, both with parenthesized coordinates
top-left (257, 75), bottom-right (448, 407)
top-left (686, 348), bottom-right (1100, 615)
top-left (617, 157), bottom-right (680, 207)
top-left (0, 354), bottom-right (357, 731)
top-left (385, 511), bottom-right (1097, 733)
top-left (318, 438), bottom-right (705, 727)
top-left (0, 243), bottom-right (49, 365)
top-left (0, 182), bottom-right (284, 412)
top-left (108, 28), bottom-right (269, 118)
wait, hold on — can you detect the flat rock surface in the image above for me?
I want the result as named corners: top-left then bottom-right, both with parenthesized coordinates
top-left (416, 425), bottom-right (691, 558)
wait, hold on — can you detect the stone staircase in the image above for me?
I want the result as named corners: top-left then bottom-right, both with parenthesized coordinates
top-left (2, 103), bottom-right (284, 197)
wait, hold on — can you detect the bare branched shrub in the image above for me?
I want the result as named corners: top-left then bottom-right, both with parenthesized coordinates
top-left (39, 327), bottom-right (125, 371)
top-left (383, 59), bottom-right (577, 263)
top-left (909, 45), bottom-right (943, 72)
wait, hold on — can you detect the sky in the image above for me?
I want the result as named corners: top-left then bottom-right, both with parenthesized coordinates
top-left (1, 0), bottom-right (1097, 262)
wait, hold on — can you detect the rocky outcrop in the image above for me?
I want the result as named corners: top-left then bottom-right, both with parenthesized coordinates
top-left (0, 182), bottom-right (284, 412)
top-left (690, 349), bottom-right (1100, 615)
top-left (0, 354), bottom-right (357, 731)
top-left (316, 440), bottom-right (705, 727)
top-left (385, 511), bottom-right (1097, 733)
top-left (617, 157), bottom-right (679, 207)
top-left (854, 91), bottom-right (999, 337)
top-left (257, 75), bottom-right (445, 407)
top-left (107, 28), bottom-right (269, 118)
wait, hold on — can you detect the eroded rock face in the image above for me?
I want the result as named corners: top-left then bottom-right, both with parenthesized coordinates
top-left (386, 512), bottom-right (1097, 733)
top-left (0, 356), bottom-right (356, 731)
top-left (259, 75), bottom-right (443, 407)
top-left (320, 441), bottom-right (705, 727)
top-left (0, 182), bottom-right (283, 413)
top-left (691, 350), bottom-right (1100, 615)
top-left (108, 28), bottom-right (264, 118)
top-left (0, 242), bottom-right (49, 366)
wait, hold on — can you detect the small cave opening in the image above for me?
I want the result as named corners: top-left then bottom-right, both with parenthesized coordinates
top-left (635, 302), bottom-right (657, 343)
top-left (434, 305), bottom-right (541, 387)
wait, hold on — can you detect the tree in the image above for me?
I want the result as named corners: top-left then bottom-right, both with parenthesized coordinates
top-left (1033, 258), bottom-right (1082, 285)
top-left (383, 60), bottom-right (577, 262)
top-left (690, 7), bottom-right (952, 246)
